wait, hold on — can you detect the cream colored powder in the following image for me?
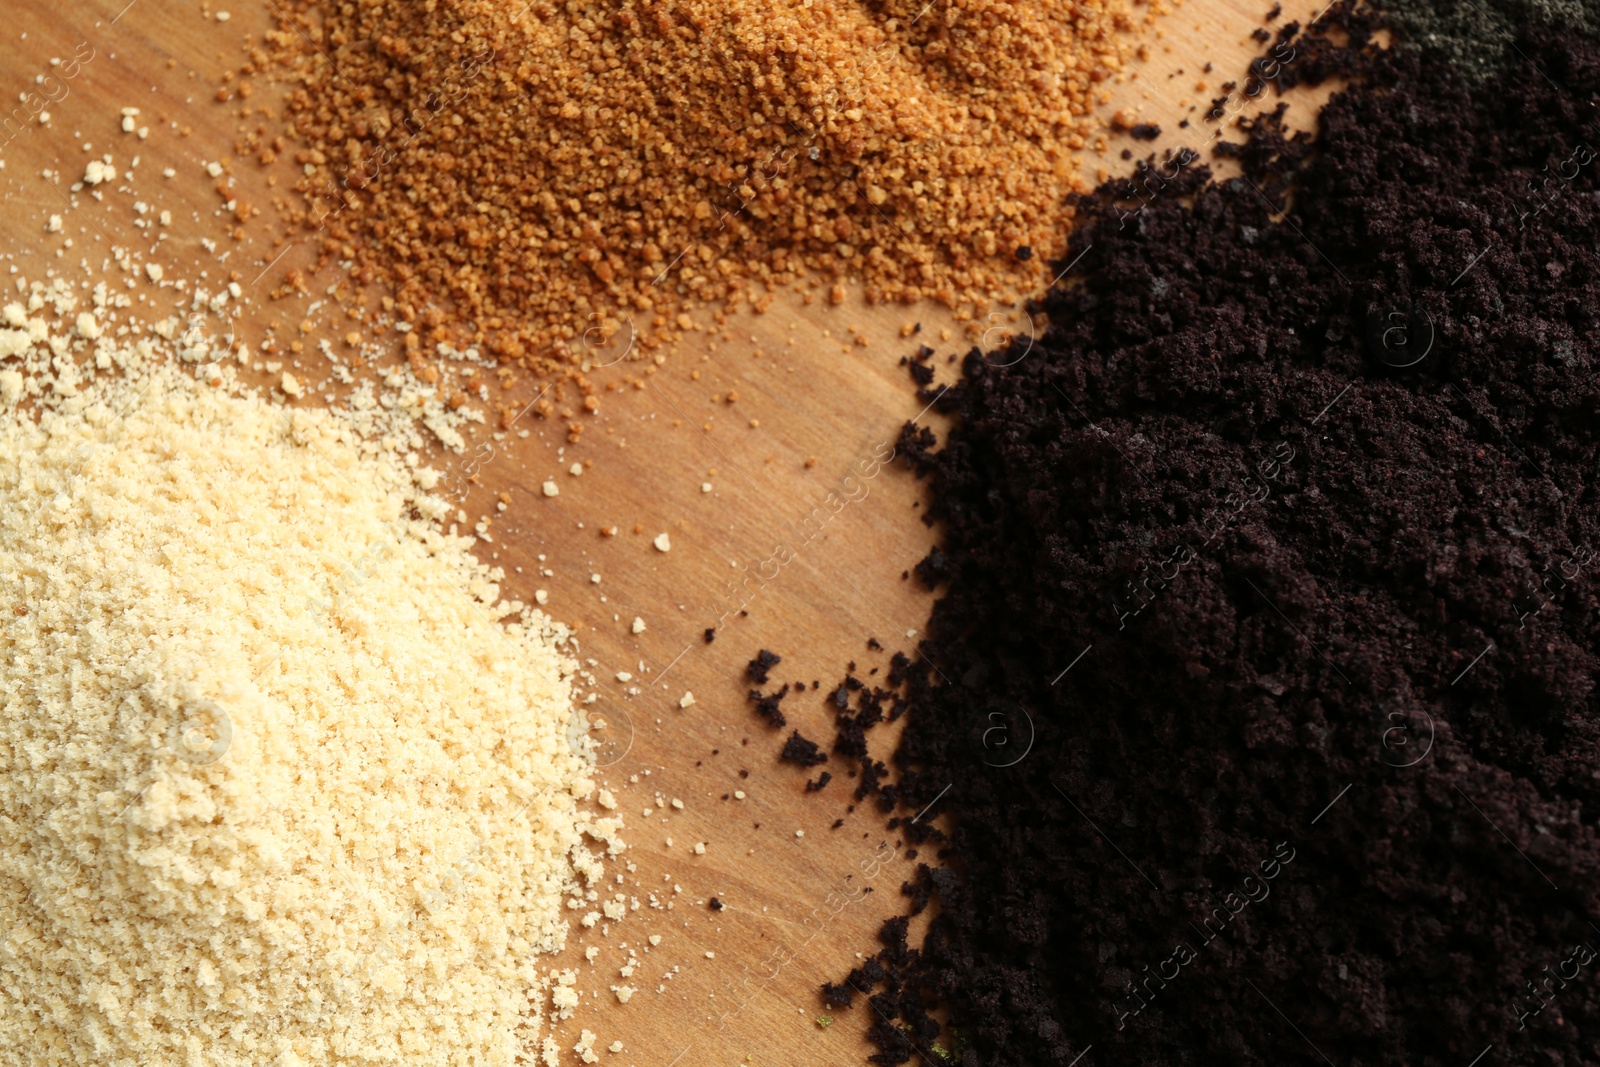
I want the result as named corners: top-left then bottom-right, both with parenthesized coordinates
top-left (0, 365), bottom-right (618, 1066)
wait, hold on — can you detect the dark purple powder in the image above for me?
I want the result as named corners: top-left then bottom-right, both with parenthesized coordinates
top-left (817, 9), bottom-right (1600, 1066)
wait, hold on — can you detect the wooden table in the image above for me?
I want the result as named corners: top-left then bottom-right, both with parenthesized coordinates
top-left (0, 0), bottom-right (1339, 1062)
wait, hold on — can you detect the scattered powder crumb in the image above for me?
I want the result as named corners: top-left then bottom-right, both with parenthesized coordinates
top-left (653, 533), bottom-right (671, 552)
top-left (82, 158), bottom-right (114, 185)
top-left (678, 692), bottom-right (695, 709)
top-left (551, 971), bottom-right (581, 1019)
top-left (631, 616), bottom-right (646, 634)
top-left (543, 480), bottom-right (560, 497)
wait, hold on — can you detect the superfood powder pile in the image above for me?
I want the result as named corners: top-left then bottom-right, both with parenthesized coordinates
top-left (0, 365), bottom-right (617, 1065)
top-left (244, 0), bottom-right (1139, 363)
top-left (1378, 0), bottom-right (1600, 82)
top-left (819, 9), bottom-right (1600, 1065)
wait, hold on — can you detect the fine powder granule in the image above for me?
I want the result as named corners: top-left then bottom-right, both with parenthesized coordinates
top-left (0, 367), bottom-right (617, 1065)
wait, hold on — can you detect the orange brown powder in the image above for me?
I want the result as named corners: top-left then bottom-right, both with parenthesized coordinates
top-left (242, 0), bottom-right (1141, 368)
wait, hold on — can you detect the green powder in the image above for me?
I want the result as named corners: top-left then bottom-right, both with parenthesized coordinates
top-left (1376, 0), bottom-right (1600, 83)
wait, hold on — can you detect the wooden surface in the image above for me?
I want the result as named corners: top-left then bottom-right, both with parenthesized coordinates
top-left (0, 0), bottom-right (1338, 1062)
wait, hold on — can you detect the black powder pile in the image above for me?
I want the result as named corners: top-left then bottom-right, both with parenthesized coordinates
top-left (810, 8), bottom-right (1600, 1066)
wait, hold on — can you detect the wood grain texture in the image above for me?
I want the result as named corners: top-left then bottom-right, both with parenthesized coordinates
top-left (0, 0), bottom-right (1334, 1062)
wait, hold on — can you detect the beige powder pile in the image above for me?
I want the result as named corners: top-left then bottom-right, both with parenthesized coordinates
top-left (0, 365), bottom-right (620, 1065)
